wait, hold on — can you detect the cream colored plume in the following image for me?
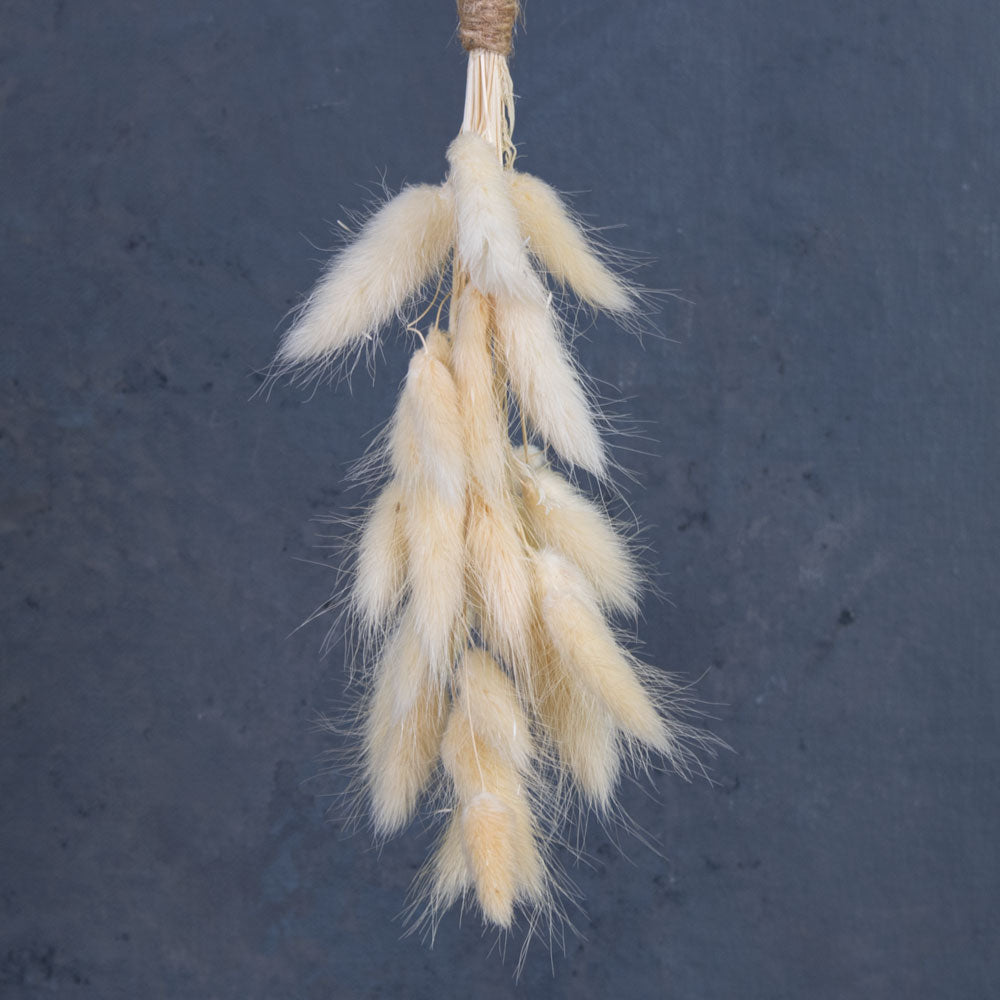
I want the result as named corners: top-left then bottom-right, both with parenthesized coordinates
top-left (436, 649), bottom-right (546, 927)
top-left (509, 170), bottom-right (634, 314)
top-left (450, 286), bottom-right (509, 500)
top-left (388, 331), bottom-right (467, 677)
top-left (279, 183), bottom-right (453, 365)
top-left (426, 810), bottom-right (472, 913)
top-left (494, 275), bottom-right (607, 477)
top-left (532, 627), bottom-right (621, 811)
top-left (534, 547), bottom-right (671, 754)
top-left (465, 490), bottom-right (535, 691)
top-left (518, 451), bottom-right (640, 615)
top-left (389, 329), bottom-right (467, 505)
top-left (364, 609), bottom-right (447, 837)
top-left (447, 132), bottom-right (530, 300)
top-left (352, 479), bottom-right (407, 633)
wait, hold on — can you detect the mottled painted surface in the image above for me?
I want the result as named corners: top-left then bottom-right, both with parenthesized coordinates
top-left (2, 1), bottom-right (998, 997)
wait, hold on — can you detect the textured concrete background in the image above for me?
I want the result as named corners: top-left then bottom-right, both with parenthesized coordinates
top-left (2, 0), bottom-right (998, 996)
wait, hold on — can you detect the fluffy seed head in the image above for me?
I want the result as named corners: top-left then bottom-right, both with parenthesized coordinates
top-left (430, 814), bottom-right (474, 910)
top-left (389, 330), bottom-right (467, 505)
top-left (437, 655), bottom-right (547, 927)
top-left (532, 627), bottom-right (621, 811)
top-left (461, 792), bottom-right (519, 927)
top-left (352, 479), bottom-right (408, 632)
top-left (364, 610), bottom-right (447, 837)
top-left (279, 183), bottom-right (453, 365)
top-left (519, 455), bottom-right (639, 615)
top-left (386, 332), bottom-right (468, 675)
top-left (465, 491), bottom-right (535, 692)
top-left (450, 286), bottom-right (510, 499)
top-left (494, 275), bottom-right (607, 476)
top-left (534, 547), bottom-right (669, 752)
top-left (447, 132), bottom-right (531, 299)
top-left (509, 170), bottom-right (634, 314)
top-left (401, 490), bottom-right (465, 682)
top-left (454, 648), bottom-right (532, 774)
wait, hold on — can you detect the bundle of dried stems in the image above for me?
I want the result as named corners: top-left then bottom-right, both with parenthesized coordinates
top-left (274, 0), bottom-right (710, 952)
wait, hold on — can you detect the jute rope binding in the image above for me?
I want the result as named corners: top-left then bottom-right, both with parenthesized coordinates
top-left (457, 0), bottom-right (519, 57)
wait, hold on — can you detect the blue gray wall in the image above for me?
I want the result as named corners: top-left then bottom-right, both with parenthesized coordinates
top-left (2, 1), bottom-right (998, 996)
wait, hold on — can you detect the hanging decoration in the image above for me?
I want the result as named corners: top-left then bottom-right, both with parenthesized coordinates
top-left (276, 0), bottom-right (702, 944)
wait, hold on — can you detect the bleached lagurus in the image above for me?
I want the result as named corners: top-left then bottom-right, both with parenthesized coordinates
top-left (274, 0), bottom-right (711, 959)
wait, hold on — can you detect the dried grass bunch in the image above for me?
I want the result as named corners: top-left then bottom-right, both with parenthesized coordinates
top-left (275, 34), bottom-right (708, 953)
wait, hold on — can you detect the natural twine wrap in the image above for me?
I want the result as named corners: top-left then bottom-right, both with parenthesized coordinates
top-left (457, 0), bottom-right (519, 56)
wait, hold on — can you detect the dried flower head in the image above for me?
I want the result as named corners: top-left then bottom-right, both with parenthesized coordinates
top-left (277, 45), bottom-right (713, 964)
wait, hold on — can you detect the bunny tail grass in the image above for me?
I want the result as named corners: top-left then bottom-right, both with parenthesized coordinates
top-left (447, 132), bottom-right (530, 301)
top-left (389, 330), bottom-right (467, 678)
top-left (534, 547), bottom-right (671, 753)
top-left (532, 626), bottom-right (621, 811)
top-left (518, 449), bottom-right (640, 616)
top-left (465, 489), bottom-right (535, 694)
top-left (435, 649), bottom-right (547, 927)
top-left (389, 329), bottom-right (467, 506)
top-left (494, 275), bottom-right (608, 477)
top-left (278, 5), bottom-right (716, 958)
top-left (450, 285), bottom-right (510, 500)
top-left (279, 183), bottom-right (453, 366)
top-left (509, 170), bottom-right (635, 315)
top-left (352, 479), bottom-right (408, 634)
top-left (364, 609), bottom-right (447, 837)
